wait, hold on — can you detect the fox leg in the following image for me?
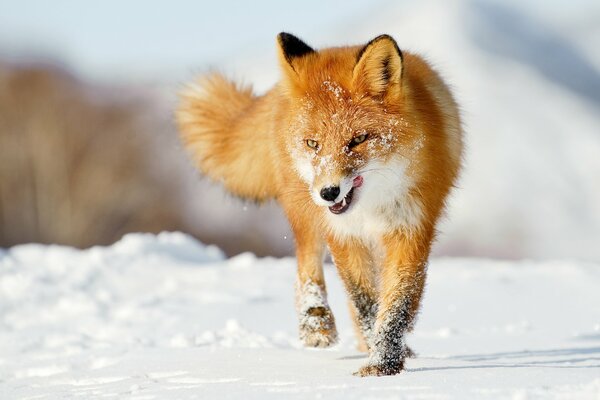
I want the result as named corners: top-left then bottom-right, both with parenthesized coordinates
top-left (355, 230), bottom-right (431, 377)
top-left (348, 300), bottom-right (369, 352)
top-left (328, 238), bottom-right (378, 351)
top-left (294, 224), bottom-right (338, 348)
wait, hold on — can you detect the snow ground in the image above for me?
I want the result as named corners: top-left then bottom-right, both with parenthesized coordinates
top-left (1, 232), bottom-right (599, 399)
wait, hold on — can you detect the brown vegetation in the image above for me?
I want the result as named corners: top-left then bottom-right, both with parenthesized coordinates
top-left (0, 62), bottom-right (190, 248)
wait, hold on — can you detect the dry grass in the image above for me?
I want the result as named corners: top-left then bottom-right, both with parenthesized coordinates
top-left (0, 62), bottom-right (189, 248)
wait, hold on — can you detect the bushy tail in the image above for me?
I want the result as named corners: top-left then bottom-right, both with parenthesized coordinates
top-left (176, 74), bottom-right (277, 202)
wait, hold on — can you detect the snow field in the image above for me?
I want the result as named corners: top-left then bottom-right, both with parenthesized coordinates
top-left (1, 232), bottom-right (599, 399)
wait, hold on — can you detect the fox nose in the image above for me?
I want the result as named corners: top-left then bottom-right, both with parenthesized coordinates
top-left (320, 186), bottom-right (340, 202)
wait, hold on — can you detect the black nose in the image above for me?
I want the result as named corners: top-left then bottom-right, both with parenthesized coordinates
top-left (320, 186), bottom-right (340, 202)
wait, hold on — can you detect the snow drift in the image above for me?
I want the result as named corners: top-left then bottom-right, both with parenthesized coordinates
top-left (1, 232), bottom-right (599, 399)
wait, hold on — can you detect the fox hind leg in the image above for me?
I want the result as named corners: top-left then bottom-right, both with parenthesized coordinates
top-left (349, 299), bottom-right (369, 352)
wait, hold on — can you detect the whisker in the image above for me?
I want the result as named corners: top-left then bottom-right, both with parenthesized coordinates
top-left (359, 166), bottom-right (406, 182)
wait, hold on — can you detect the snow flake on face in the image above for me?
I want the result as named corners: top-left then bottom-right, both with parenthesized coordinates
top-left (290, 99), bottom-right (314, 134)
top-left (315, 154), bottom-right (335, 176)
top-left (366, 126), bottom-right (399, 156)
top-left (380, 131), bottom-right (397, 149)
top-left (411, 134), bottom-right (425, 154)
top-left (322, 79), bottom-right (345, 102)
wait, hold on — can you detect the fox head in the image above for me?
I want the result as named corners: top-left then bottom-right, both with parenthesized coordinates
top-left (278, 33), bottom-right (419, 215)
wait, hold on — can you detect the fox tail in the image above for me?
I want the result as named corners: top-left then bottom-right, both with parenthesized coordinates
top-left (176, 74), bottom-right (276, 202)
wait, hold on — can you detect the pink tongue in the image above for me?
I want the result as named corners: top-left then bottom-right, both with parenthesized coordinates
top-left (353, 176), bottom-right (363, 188)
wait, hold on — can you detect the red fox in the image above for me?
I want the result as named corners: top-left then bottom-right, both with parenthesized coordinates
top-left (177, 33), bottom-right (463, 376)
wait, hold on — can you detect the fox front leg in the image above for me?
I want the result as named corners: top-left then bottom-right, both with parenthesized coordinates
top-left (295, 278), bottom-right (337, 347)
top-left (355, 232), bottom-right (430, 376)
top-left (293, 226), bottom-right (338, 348)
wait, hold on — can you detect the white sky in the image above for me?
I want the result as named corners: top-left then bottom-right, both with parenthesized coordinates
top-left (0, 0), bottom-right (384, 82)
top-left (0, 0), bottom-right (595, 83)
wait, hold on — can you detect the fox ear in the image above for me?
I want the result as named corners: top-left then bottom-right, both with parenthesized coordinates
top-left (277, 32), bottom-right (315, 76)
top-left (353, 34), bottom-right (403, 98)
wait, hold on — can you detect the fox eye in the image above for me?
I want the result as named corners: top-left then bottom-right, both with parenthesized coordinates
top-left (348, 133), bottom-right (368, 149)
top-left (306, 139), bottom-right (319, 149)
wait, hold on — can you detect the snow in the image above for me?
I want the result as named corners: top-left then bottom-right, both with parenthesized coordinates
top-left (1, 232), bottom-right (599, 399)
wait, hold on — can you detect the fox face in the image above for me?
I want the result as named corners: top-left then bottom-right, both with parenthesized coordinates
top-left (279, 34), bottom-right (423, 231)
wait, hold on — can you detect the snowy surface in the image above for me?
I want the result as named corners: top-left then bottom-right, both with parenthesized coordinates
top-left (1, 232), bottom-right (599, 399)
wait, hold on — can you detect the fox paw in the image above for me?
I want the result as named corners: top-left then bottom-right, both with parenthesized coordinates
top-left (299, 306), bottom-right (338, 348)
top-left (353, 360), bottom-right (405, 377)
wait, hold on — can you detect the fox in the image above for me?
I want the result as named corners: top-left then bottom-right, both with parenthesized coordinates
top-left (176, 33), bottom-right (463, 376)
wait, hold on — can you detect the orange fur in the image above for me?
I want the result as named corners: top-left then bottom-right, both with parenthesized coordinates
top-left (176, 33), bottom-right (463, 376)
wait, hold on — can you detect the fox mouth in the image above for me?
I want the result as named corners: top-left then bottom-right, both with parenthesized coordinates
top-left (328, 176), bottom-right (363, 215)
top-left (328, 188), bottom-right (354, 214)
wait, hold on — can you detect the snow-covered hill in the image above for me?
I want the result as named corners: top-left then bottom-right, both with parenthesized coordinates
top-left (1, 232), bottom-right (598, 399)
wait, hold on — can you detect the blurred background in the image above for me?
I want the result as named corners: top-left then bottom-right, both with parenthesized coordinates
top-left (1, 0), bottom-right (599, 260)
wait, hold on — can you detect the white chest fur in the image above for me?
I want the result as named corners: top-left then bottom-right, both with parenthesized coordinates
top-left (325, 157), bottom-right (423, 240)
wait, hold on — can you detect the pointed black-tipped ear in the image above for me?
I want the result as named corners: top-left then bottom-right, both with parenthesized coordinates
top-left (277, 32), bottom-right (315, 73)
top-left (353, 34), bottom-right (403, 97)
